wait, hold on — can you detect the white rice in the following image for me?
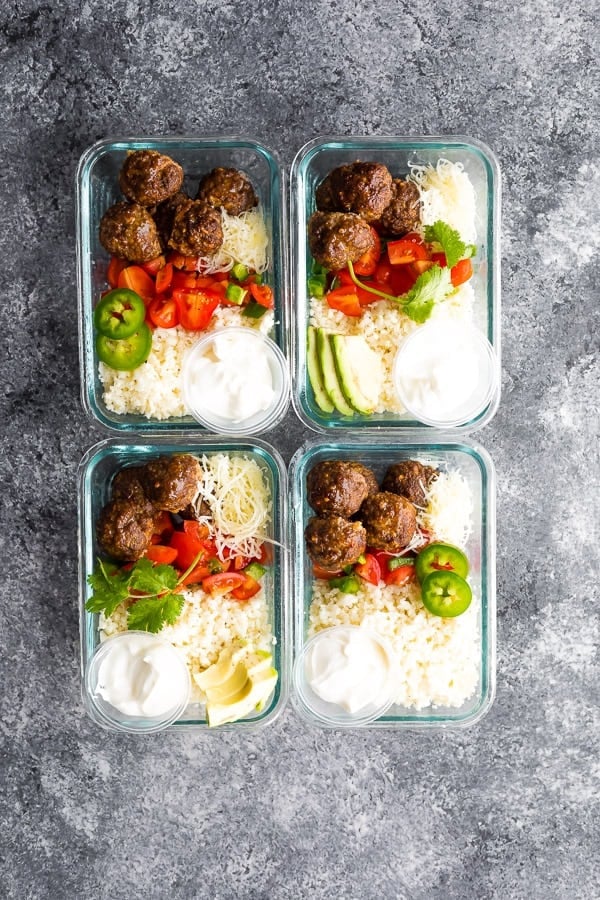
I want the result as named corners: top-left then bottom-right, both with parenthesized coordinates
top-left (308, 469), bottom-right (480, 709)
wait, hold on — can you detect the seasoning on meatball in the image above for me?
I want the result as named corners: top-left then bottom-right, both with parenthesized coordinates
top-left (167, 199), bottom-right (224, 256)
top-left (140, 454), bottom-right (202, 513)
top-left (196, 167), bottom-right (258, 216)
top-left (96, 498), bottom-right (156, 562)
top-left (153, 191), bottom-right (190, 246)
top-left (119, 150), bottom-right (184, 207)
top-left (110, 466), bottom-right (147, 504)
top-left (327, 162), bottom-right (393, 222)
top-left (378, 179), bottom-right (421, 237)
top-left (99, 201), bottom-right (162, 263)
top-left (360, 492), bottom-right (416, 553)
top-left (315, 173), bottom-right (337, 212)
top-left (308, 211), bottom-right (374, 271)
top-left (381, 460), bottom-right (439, 508)
top-left (307, 460), bottom-right (378, 518)
top-left (305, 516), bottom-right (367, 570)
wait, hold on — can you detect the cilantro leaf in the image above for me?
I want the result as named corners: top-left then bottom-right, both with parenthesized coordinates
top-left (398, 264), bottom-right (452, 324)
top-left (423, 220), bottom-right (467, 269)
top-left (127, 593), bottom-right (185, 633)
top-left (86, 559), bottom-right (130, 617)
top-left (127, 558), bottom-right (179, 595)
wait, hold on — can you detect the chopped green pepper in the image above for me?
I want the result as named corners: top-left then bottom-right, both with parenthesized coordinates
top-left (231, 262), bottom-right (249, 281)
top-left (225, 283), bottom-right (247, 305)
top-left (94, 288), bottom-right (146, 340)
top-left (242, 301), bottom-right (268, 319)
top-left (311, 262), bottom-right (328, 276)
top-left (243, 562), bottom-right (266, 580)
top-left (328, 574), bottom-right (361, 594)
top-left (388, 556), bottom-right (415, 572)
top-left (307, 275), bottom-right (327, 298)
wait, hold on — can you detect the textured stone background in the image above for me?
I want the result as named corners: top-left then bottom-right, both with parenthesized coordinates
top-left (1, 1), bottom-right (599, 898)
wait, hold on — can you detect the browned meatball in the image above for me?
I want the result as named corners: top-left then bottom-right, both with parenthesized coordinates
top-left (168, 199), bottom-right (223, 256)
top-left (119, 150), bottom-right (184, 207)
top-left (308, 211), bottom-right (374, 271)
top-left (305, 516), bottom-right (367, 570)
top-left (110, 466), bottom-right (147, 504)
top-left (381, 460), bottom-right (438, 508)
top-left (307, 460), bottom-right (378, 518)
top-left (153, 191), bottom-right (190, 245)
top-left (327, 162), bottom-right (393, 222)
top-left (196, 167), bottom-right (258, 216)
top-left (99, 201), bottom-right (162, 262)
top-left (140, 454), bottom-right (201, 513)
top-left (360, 492), bottom-right (416, 553)
top-left (96, 498), bottom-right (156, 562)
top-left (315, 173), bottom-right (337, 212)
top-left (378, 179), bottom-right (421, 237)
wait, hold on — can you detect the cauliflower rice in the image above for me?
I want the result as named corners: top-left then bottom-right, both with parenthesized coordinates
top-left (308, 470), bottom-right (480, 709)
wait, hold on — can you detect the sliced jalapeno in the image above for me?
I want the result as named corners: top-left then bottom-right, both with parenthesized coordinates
top-left (420, 571), bottom-right (472, 618)
top-left (94, 288), bottom-right (146, 339)
top-left (415, 542), bottom-right (469, 583)
top-left (96, 322), bottom-right (152, 371)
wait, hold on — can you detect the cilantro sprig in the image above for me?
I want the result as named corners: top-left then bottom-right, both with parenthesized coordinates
top-left (423, 220), bottom-right (475, 269)
top-left (86, 551), bottom-right (204, 633)
top-left (399, 264), bottom-right (453, 324)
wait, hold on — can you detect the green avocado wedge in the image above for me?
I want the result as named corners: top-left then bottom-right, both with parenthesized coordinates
top-left (307, 326), bottom-right (334, 413)
top-left (316, 328), bottom-right (355, 416)
top-left (331, 334), bottom-right (382, 415)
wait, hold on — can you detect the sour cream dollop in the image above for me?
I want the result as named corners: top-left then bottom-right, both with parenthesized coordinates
top-left (305, 626), bottom-right (392, 714)
top-left (95, 633), bottom-right (190, 718)
top-left (393, 321), bottom-right (496, 426)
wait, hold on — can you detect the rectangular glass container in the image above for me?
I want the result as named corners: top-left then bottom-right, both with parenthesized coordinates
top-left (76, 137), bottom-right (287, 432)
top-left (289, 438), bottom-right (496, 728)
top-left (78, 437), bottom-right (288, 732)
top-left (289, 135), bottom-right (501, 434)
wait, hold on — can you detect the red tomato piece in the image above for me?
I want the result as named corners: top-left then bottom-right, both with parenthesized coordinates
top-left (451, 258), bottom-right (473, 287)
top-left (144, 545), bottom-right (178, 565)
top-left (118, 265), bottom-right (155, 304)
top-left (257, 543), bottom-right (273, 566)
top-left (374, 259), bottom-right (394, 286)
top-left (172, 289), bottom-right (220, 331)
top-left (353, 228), bottom-right (382, 276)
top-left (354, 553), bottom-right (381, 586)
top-left (312, 564), bottom-right (343, 580)
top-left (107, 256), bottom-right (128, 289)
top-left (383, 565), bottom-right (416, 587)
top-left (169, 529), bottom-right (212, 571)
top-left (182, 520), bottom-right (210, 540)
top-left (155, 262), bottom-right (173, 294)
top-left (431, 252), bottom-right (447, 267)
top-left (411, 260), bottom-right (435, 277)
top-left (140, 255), bottom-right (166, 276)
top-left (147, 297), bottom-right (179, 329)
top-left (201, 573), bottom-right (246, 596)
top-left (249, 282), bottom-right (274, 309)
top-left (387, 238), bottom-right (430, 266)
top-left (167, 251), bottom-right (200, 271)
top-left (325, 285), bottom-right (362, 317)
top-left (180, 564), bottom-right (212, 586)
top-left (231, 574), bottom-right (261, 601)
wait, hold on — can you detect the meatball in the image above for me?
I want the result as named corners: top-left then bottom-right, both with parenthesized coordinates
top-left (196, 167), bottom-right (258, 216)
top-left (168, 199), bottom-right (223, 256)
top-left (381, 460), bottom-right (438, 508)
top-left (119, 150), bottom-right (184, 207)
top-left (140, 454), bottom-right (201, 513)
top-left (99, 201), bottom-right (162, 262)
top-left (327, 162), bottom-right (393, 222)
top-left (305, 516), bottom-right (367, 570)
top-left (360, 492), bottom-right (416, 553)
top-left (96, 498), bottom-right (156, 562)
top-left (110, 466), bottom-right (147, 504)
top-left (153, 191), bottom-right (190, 245)
top-left (307, 460), bottom-right (378, 518)
top-left (308, 211), bottom-right (374, 271)
top-left (378, 179), bottom-right (421, 237)
top-left (315, 173), bottom-right (337, 212)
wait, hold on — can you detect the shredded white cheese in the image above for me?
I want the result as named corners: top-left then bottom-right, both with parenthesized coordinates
top-left (197, 207), bottom-right (269, 274)
top-left (408, 159), bottom-right (477, 244)
top-left (419, 470), bottom-right (473, 549)
top-left (192, 453), bottom-right (272, 559)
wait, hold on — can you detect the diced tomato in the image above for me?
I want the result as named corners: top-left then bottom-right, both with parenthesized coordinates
top-left (332, 268), bottom-right (354, 287)
top-left (180, 564), bottom-right (212, 586)
top-left (201, 572), bottom-right (246, 596)
top-left (167, 251), bottom-right (200, 271)
top-left (383, 564), bottom-right (416, 587)
top-left (172, 271), bottom-right (217, 291)
top-left (144, 544), bottom-right (178, 565)
top-left (411, 260), bottom-right (435, 277)
top-left (153, 511), bottom-right (174, 541)
top-left (107, 256), bottom-right (128, 289)
top-left (155, 262), bottom-right (173, 294)
top-left (212, 270), bottom-right (229, 282)
top-left (450, 258), bottom-right (473, 287)
top-left (118, 265), bottom-right (155, 304)
top-left (172, 289), bottom-right (220, 331)
top-left (147, 296), bottom-right (179, 329)
top-left (233, 554), bottom-right (250, 571)
top-left (140, 255), bottom-right (166, 276)
top-left (354, 553), bottom-right (381, 586)
top-left (249, 282), bottom-right (274, 309)
top-left (182, 520), bottom-right (210, 540)
top-left (256, 543), bottom-right (273, 566)
top-left (431, 252), bottom-right (447, 267)
top-left (326, 285), bottom-right (362, 317)
top-left (353, 228), bottom-right (381, 276)
top-left (388, 237), bottom-right (429, 266)
top-left (390, 265), bottom-right (419, 296)
top-left (374, 259), bottom-right (394, 286)
top-left (169, 525), bottom-right (215, 571)
top-left (231, 574), bottom-right (262, 601)
top-left (313, 564), bottom-right (343, 580)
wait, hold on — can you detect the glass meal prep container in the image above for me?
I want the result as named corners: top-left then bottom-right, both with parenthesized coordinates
top-left (76, 137), bottom-right (287, 432)
top-left (290, 135), bottom-right (501, 434)
top-left (289, 438), bottom-right (496, 728)
top-left (78, 437), bottom-right (288, 733)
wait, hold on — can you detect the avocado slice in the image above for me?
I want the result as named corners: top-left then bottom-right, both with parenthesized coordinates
top-left (331, 334), bottom-right (384, 415)
top-left (207, 668), bottom-right (278, 728)
top-left (307, 326), bottom-right (334, 413)
top-left (316, 328), bottom-right (355, 416)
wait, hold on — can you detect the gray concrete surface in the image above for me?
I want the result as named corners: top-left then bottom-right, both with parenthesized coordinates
top-left (1, 1), bottom-right (599, 898)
